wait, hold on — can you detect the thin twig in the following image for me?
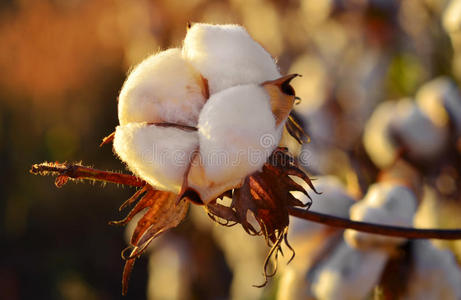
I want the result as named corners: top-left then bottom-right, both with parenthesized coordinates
top-left (289, 207), bottom-right (461, 240)
top-left (30, 162), bottom-right (461, 240)
top-left (30, 162), bottom-right (145, 187)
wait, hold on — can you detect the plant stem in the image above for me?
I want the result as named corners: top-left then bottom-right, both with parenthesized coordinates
top-left (288, 207), bottom-right (461, 240)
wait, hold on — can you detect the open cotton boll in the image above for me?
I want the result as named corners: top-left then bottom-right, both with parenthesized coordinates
top-left (118, 48), bottom-right (207, 126)
top-left (345, 183), bottom-right (418, 251)
top-left (113, 123), bottom-right (198, 193)
top-left (416, 77), bottom-right (461, 136)
top-left (311, 240), bottom-right (388, 300)
top-left (363, 101), bottom-right (399, 169)
top-left (404, 240), bottom-right (461, 300)
top-left (183, 23), bottom-right (281, 94)
top-left (444, 0), bottom-right (461, 33)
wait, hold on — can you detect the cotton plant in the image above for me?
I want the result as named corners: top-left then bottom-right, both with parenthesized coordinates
top-left (31, 23), bottom-right (317, 294)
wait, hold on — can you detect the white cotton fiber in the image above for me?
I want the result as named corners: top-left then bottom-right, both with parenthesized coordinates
top-left (443, 0), bottom-right (461, 33)
top-left (393, 99), bottom-right (449, 162)
top-left (311, 240), bottom-right (388, 300)
top-left (404, 240), bottom-right (461, 300)
top-left (416, 77), bottom-right (461, 136)
top-left (345, 183), bottom-right (418, 251)
top-left (183, 23), bottom-right (281, 94)
top-left (363, 101), bottom-right (398, 169)
top-left (196, 84), bottom-right (280, 188)
top-left (113, 123), bottom-right (199, 193)
top-left (118, 48), bottom-right (206, 126)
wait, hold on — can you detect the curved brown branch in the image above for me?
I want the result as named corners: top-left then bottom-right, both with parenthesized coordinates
top-left (289, 207), bottom-right (461, 240)
top-left (30, 161), bottom-right (461, 240)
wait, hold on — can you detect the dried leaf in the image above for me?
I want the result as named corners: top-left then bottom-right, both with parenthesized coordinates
top-left (112, 185), bottom-right (190, 295)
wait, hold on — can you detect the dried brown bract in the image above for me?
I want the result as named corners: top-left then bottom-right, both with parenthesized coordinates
top-left (206, 147), bottom-right (319, 286)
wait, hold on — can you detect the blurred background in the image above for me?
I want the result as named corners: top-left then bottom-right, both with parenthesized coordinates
top-left (2, 0), bottom-right (461, 299)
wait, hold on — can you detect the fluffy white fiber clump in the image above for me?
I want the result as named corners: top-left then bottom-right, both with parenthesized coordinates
top-left (393, 99), bottom-right (449, 161)
top-left (363, 101), bottom-right (398, 169)
top-left (118, 48), bottom-right (206, 126)
top-left (197, 84), bottom-right (279, 184)
top-left (183, 23), bottom-right (281, 94)
top-left (113, 123), bottom-right (198, 193)
top-left (416, 76), bottom-right (461, 136)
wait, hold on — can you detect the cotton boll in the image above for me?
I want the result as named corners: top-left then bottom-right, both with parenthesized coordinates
top-left (404, 240), bottom-right (461, 300)
top-left (444, 0), bottom-right (461, 33)
top-left (118, 48), bottom-right (207, 126)
top-left (363, 101), bottom-right (399, 169)
top-left (196, 84), bottom-right (280, 186)
top-left (277, 267), bottom-right (310, 300)
top-left (416, 77), bottom-right (461, 136)
top-left (393, 99), bottom-right (449, 162)
top-left (311, 240), bottom-right (388, 300)
top-left (113, 123), bottom-right (198, 193)
top-left (345, 183), bottom-right (418, 251)
top-left (183, 23), bottom-right (281, 94)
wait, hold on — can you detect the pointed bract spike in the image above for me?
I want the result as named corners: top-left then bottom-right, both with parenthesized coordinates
top-left (283, 229), bottom-right (296, 264)
top-left (110, 190), bottom-right (161, 226)
top-left (119, 186), bottom-right (148, 211)
top-left (284, 177), bottom-right (309, 194)
top-left (287, 193), bottom-right (309, 208)
top-left (262, 74), bottom-right (300, 89)
top-left (100, 131), bottom-right (115, 147)
top-left (284, 167), bottom-right (320, 194)
top-left (262, 75), bottom-right (300, 126)
top-left (122, 256), bottom-right (136, 296)
top-left (286, 115), bottom-right (310, 144)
